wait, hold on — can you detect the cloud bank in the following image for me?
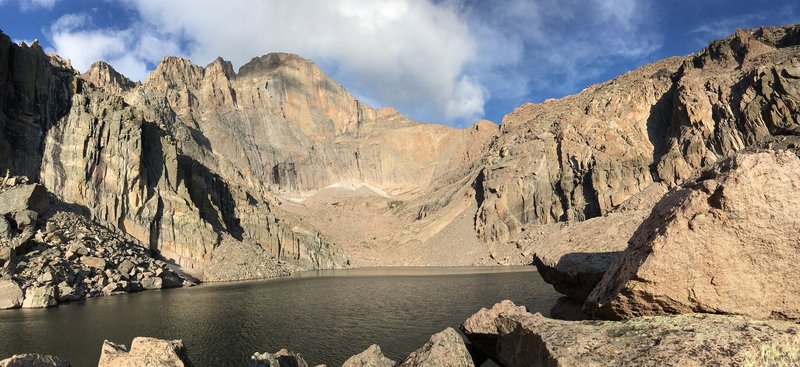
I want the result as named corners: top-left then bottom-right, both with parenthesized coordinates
top-left (47, 0), bottom-right (662, 126)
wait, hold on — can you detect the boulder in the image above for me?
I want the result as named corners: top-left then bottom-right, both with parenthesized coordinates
top-left (0, 184), bottom-right (50, 216)
top-left (80, 256), bottom-right (106, 270)
top-left (0, 279), bottom-right (24, 309)
top-left (21, 285), bottom-right (57, 308)
top-left (587, 150), bottom-right (800, 321)
top-left (98, 337), bottom-right (191, 367)
top-left (251, 349), bottom-right (309, 367)
top-left (0, 354), bottom-right (70, 367)
top-left (527, 183), bottom-right (667, 302)
top-left (398, 328), bottom-right (474, 367)
top-left (342, 345), bottom-right (395, 367)
top-left (489, 312), bottom-right (800, 367)
top-left (117, 260), bottom-right (136, 277)
top-left (141, 277), bottom-right (162, 290)
top-left (460, 300), bottom-right (528, 357)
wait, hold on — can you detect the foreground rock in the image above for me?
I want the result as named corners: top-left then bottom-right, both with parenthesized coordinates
top-left (250, 349), bottom-right (310, 367)
top-left (98, 337), bottom-right (191, 367)
top-left (0, 354), bottom-right (70, 367)
top-left (341, 345), bottom-right (395, 367)
top-left (588, 150), bottom-right (800, 321)
top-left (398, 328), bottom-right (474, 367)
top-left (460, 300), bottom-right (529, 357)
top-left (483, 311), bottom-right (800, 367)
top-left (526, 183), bottom-right (667, 304)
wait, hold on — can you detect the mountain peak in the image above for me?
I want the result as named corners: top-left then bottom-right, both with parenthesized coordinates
top-left (82, 61), bottom-right (136, 94)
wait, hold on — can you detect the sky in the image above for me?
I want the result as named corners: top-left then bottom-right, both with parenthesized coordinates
top-left (0, 0), bottom-right (798, 127)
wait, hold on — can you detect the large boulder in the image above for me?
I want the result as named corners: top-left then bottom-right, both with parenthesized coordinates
top-left (21, 285), bottom-right (56, 308)
top-left (98, 337), bottom-right (191, 367)
top-left (0, 279), bottom-right (23, 309)
top-left (587, 150), bottom-right (800, 320)
top-left (0, 184), bottom-right (50, 216)
top-left (250, 349), bottom-right (309, 367)
top-left (460, 300), bottom-right (528, 357)
top-left (527, 183), bottom-right (667, 303)
top-left (0, 354), bottom-right (70, 367)
top-left (488, 312), bottom-right (800, 367)
top-left (398, 328), bottom-right (474, 367)
top-left (342, 345), bottom-right (395, 367)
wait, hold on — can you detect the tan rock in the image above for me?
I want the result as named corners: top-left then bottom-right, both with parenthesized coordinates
top-left (251, 349), bottom-right (309, 367)
top-left (21, 285), bottom-right (56, 308)
top-left (587, 150), bottom-right (800, 321)
top-left (342, 345), bottom-right (395, 367)
top-left (0, 279), bottom-right (23, 309)
top-left (0, 354), bottom-right (70, 367)
top-left (526, 183), bottom-right (667, 302)
top-left (98, 337), bottom-right (190, 367)
top-left (488, 312), bottom-right (800, 367)
top-left (398, 328), bottom-right (474, 367)
top-left (460, 300), bottom-right (528, 357)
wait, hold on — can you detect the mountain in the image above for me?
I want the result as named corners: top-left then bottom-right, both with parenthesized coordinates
top-left (1, 24), bottom-right (799, 286)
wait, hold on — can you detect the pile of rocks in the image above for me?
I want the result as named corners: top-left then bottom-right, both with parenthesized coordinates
top-left (0, 180), bottom-right (189, 310)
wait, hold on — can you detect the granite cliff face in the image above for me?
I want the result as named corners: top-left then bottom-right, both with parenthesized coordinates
top-left (476, 26), bottom-right (800, 243)
top-left (0, 30), bottom-right (496, 281)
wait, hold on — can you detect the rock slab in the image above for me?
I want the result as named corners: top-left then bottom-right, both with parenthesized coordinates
top-left (587, 150), bottom-right (800, 321)
top-left (0, 354), bottom-right (70, 367)
top-left (0, 280), bottom-right (23, 309)
top-left (98, 337), bottom-right (191, 367)
top-left (341, 345), bottom-right (395, 367)
top-left (399, 328), bottom-right (474, 367)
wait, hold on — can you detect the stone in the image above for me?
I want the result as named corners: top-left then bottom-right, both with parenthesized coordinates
top-left (67, 243), bottom-right (89, 256)
top-left (251, 349), bottom-right (309, 367)
top-left (21, 285), bottom-right (57, 308)
top-left (398, 328), bottom-right (474, 367)
top-left (0, 279), bottom-right (24, 309)
top-left (460, 300), bottom-right (528, 358)
top-left (141, 277), bottom-right (162, 290)
top-left (342, 345), bottom-right (396, 367)
top-left (0, 184), bottom-right (50, 216)
top-left (487, 312), bottom-right (800, 367)
top-left (526, 184), bottom-right (667, 302)
top-left (0, 216), bottom-right (11, 239)
top-left (80, 256), bottom-right (106, 270)
top-left (117, 260), bottom-right (136, 277)
top-left (587, 150), bottom-right (800, 321)
top-left (102, 282), bottom-right (120, 295)
top-left (98, 337), bottom-right (191, 367)
top-left (12, 209), bottom-right (38, 229)
top-left (0, 354), bottom-right (70, 367)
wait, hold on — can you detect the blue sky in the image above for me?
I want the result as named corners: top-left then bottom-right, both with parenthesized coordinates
top-left (1, 0), bottom-right (798, 127)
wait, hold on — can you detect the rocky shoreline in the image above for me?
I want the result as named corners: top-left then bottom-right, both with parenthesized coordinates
top-left (0, 178), bottom-right (194, 310)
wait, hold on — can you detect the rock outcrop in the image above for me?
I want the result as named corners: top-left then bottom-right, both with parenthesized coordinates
top-left (0, 279), bottom-right (22, 309)
top-left (98, 337), bottom-right (191, 367)
top-left (460, 300), bottom-right (529, 357)
top-left (398, 328), bottom-right (474, 367)
top-left (341, 345), bottom-right (395, 367)
top-left (476, 309), bottom-right (800, 367)
top-left (0, 354), bottom-right (70, 367)
top-left (587, 149), bottom-right (800, 321)
top-left (250, 349), bottom-right (310, 367)
top-left (476, 25), bottom-right (800, 244)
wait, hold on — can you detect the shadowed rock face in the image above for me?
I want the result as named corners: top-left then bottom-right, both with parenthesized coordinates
top-left (476, 25), bottom-right (800, 243)
top-left (586, 148), bottom-right (800, 321)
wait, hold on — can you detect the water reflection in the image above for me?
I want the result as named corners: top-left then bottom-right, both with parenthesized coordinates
top-left (0, 267), bottom-right (559, 366)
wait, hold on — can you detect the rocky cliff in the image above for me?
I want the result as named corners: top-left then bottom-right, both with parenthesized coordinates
top-left (0, 30), bottom-right (498, 281)
top-left (476, 25), bottom-right (800, 243)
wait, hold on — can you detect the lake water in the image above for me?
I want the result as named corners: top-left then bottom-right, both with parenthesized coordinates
top-left (0, 267), bottom-right (560, 366)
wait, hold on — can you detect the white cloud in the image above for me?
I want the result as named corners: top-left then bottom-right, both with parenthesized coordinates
top-left (20, 0), bottom-right (59, 10)
top-left (45, 0), bottom-right (661, 126)
top-left (48, 12), bottom-right (180, 82)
